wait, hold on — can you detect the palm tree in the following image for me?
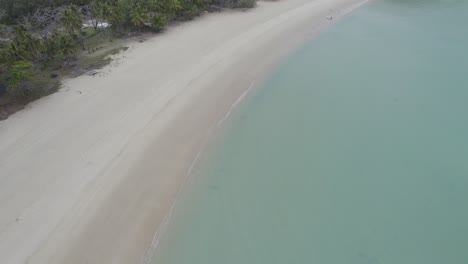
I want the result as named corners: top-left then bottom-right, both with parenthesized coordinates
top-left (130, 4), bottom-right (149, 30)
top-left (90, 0), bottom-right (111, 31)
top-left (107, 2), bottom-right (126, 31)
top-left (60, 4), bottom-right (82, 36)
top-left (55, 33), bottom-right (76, 58)
top-left (148, 0), bottom-right (161, 11)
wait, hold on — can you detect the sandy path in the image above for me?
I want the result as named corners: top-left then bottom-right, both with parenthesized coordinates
top-left (0, 0), bottom-right (368, 263)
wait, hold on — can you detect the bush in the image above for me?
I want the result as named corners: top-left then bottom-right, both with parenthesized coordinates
top-left (234, 0), bottom-right (256, 8)
top-left (0, 44), bottom-right (13, 65)
top-left (175, 2), bottom-right (200, 21)
top-left (154, 0), bottom-right (182, 19)
top-left (151, 14), bottom-right (166, 31)
top-left (6, 60), bottom-right (32, 95)
top-left (130, 3), bottom-right (149, 30)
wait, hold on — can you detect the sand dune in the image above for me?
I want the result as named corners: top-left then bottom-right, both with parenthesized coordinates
top-left (0, 0), bottom-right (368, 263)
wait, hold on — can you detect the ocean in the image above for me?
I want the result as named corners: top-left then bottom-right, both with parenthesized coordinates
top-left (152, 0), bottom-right (468, 263)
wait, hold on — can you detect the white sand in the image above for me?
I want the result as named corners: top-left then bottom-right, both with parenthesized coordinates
top-left (0, 0), bottom-right (368, 263)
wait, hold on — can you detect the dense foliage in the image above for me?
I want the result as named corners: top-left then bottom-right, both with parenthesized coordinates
top-left (0, 0), bottom-right (256, 99)
top-left (0, 0), bottom-right (91, 23)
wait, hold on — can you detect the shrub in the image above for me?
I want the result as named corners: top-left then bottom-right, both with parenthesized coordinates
top-left (176, 2), bottom-right (199, 21)
top-left (0, 43), bottom-right (13, 65)
top-left (9, 26), bottom-right (45, 61)
top-left (234, 0), bottom-right (256, 8)
top-left (6, 60), bottom-right (32, 95)
top-left (130, 4), bottom-right (149, 30)
top-left (156, 0), bottom-right (182, 19)
top-left (151, 14), bottom-right (166, 31)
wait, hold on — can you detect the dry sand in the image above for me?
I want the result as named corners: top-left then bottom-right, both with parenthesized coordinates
top-left (0, 0), bottom-right (368, 263)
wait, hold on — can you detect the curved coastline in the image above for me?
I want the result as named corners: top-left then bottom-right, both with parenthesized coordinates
top-left (0, 0), bottom-right (370, 263)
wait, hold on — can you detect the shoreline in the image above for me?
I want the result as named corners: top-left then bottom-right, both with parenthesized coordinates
top-left (144, 1), bottom-right (372, 262)
top-left (0, 0), bottom-right (370, 263)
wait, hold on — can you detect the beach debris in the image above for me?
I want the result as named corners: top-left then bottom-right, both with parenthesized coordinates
top-left (326, 16), bottom-right (333, 20)
top-left (89, 71), bottom-right (99, 76)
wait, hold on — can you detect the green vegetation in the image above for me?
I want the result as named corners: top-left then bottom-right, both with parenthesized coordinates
top-left (7, 60), bottom-right (32, 91)
top-left (60, 4), bottom-right (82, 35)
top-left (151, 14), bottom-right (167, 31)
top-left (0, 0), bottom-right (257, 119)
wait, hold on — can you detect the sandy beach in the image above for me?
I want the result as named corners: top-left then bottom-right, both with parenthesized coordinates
top-left (0, 0), bottom-right (368, 263)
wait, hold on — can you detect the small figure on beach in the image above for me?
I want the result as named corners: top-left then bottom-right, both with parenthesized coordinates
top-left (326, 16), bottom-right (333, 20)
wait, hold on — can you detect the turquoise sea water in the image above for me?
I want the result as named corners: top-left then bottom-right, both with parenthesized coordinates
top-left (153, 1), bottom-right (468, 263)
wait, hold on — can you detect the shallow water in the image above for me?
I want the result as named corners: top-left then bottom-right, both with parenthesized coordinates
top-left (152, 1), bottom-right (468, 263)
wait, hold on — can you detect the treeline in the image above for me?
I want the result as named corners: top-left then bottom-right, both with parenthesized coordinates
top-left (1, 3), bottom-right (89, 98)
top-left (0, 0), bottom-right (255, 99)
